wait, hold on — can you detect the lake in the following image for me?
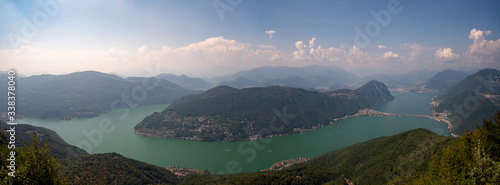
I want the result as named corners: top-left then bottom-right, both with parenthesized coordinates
top-left (373, 93), bottom-right (436, 115)
top-left (20, 93), bottom-right (450, 174)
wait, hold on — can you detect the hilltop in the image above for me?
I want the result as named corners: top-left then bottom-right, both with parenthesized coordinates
top-left (181, 128), bottom-right (455, 185)
top-left (215, 65), bottom-right (360, 90)
top-left (134, 80), bottom-right (393, 141)
top-left (0, 71), bottom-right (197, 120)
top-left (412, 69), bottom-right (470, 94)
top-left (432, 68), bottom-right (500, 135)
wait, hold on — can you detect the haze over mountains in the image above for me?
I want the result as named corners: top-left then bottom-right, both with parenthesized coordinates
top-left (0, 71), bottom-right (198, 119)
top-left (153, 73), bottom-right (213, 90)
top-left (363, 70), bottom-right (439, 89)
top-left (0, 66), bottom-right (485, 121)
top-left (411, 69), bottom-right (471, 94)
top-left (213, 65), bottom-right (360, 90)
top-left (1, 67), bottom-right (499, 184)
top-left (432, 68), bottom-right (500, 135)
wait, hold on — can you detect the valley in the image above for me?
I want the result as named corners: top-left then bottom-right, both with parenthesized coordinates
top-left (2, 67), bottom-right (499, 184)
top-left (2, 1), bottom-right (500, 183)
top-left (18, 92), bottom-right (450, 174)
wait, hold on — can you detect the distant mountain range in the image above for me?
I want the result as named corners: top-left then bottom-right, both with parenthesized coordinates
top-left (432, 68), bottom-right (500, 135)
top-left (134, 80), bottom-right (394, 142)
top-left (363, 69), bottom-right (439, 89)
top-left (0, 71), bottom-right (197, 119)
top-left (213, 65), bottom-right (360, 90)
top-left (411, 69), bottom-right (471, 94)
top-left (152, 73), bottom-right (213, 90)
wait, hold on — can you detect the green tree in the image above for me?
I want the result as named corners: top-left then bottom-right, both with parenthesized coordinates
top-left (0, 131), bottom-right (66, 185)
top-left (415, 110), bottom-right (500, 184)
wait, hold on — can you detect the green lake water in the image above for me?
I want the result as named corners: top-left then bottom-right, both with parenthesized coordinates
top-left (373, 93), bottom-right (436, 115)
top-left (20, 93), bottom-right (450, 174)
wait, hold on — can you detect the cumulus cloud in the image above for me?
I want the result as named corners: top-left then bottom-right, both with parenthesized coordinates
top-left (0, 36), bottom-right (282, 77)
top-left (292, 37), bottom-right (371, 67)
top-left (382, 51), bottom-right (401, 60)
top-left (2, 28), bottom-right (499, 78)
top-left (430, 28), bottom-right (500, 67)
top-left (465, 28), bottom-right (500, 63)
top-left (293, 38), bottom-right (344, 62)
top-left (265, 30), bottom-right (276, 39)
top-left (435, 48), bottom-right (458, 61)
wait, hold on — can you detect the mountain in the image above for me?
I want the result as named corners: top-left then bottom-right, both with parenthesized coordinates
top-left (0, 120), bottom-right (178, 184)
top-left (134, 80), bottom-right (393, 142)
top-left (184, 111), bottom-right (500, 185)
top-left (432, 68), bottom-right (500, 135)
top-left (153, 73), bottom-right (213, 90)
top-left (411, 69), bottom-right (470, 93)
top-left (58, 153), bottom-right (178, 185)
top-left (364, 69), bottom-right (438, 89)
top-left (214, 65), bottom-right (361, 90)
top-left (304, 128), bottom-right (453, 184)
top-left (0, 120), bottom-right (88, 159)
top-left (181, 128), bottom-right (455, 185)
top-left (0, 71), bottom-right (196, 120)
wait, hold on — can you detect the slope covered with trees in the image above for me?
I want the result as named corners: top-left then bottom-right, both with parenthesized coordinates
top-left (0, 120), bottom-right (178, 185)
top-left (0, 122), bottom-right (88, 159)
top-left (182, 111), bottom-right (500, 184)
top-left (135, 80), bottom-right (394, 141)
top-left (3, 111), bottom-right (499, 184)
top-left (59, 153), bottom-right (178, 185)
top-left (432, 68), bottom-right (500, 135)
top-left (181, 129), bottom-right (452, 184)
top-left (412, 69), bottom-right (470, 93)
top-left (414, 111), bottom-right (500, 184)
top-left (0, 121), bottom-right (67, 184)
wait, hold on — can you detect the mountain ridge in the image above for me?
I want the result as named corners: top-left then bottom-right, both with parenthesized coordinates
top-left (134, 80), bottom-right (394, 142)
top-left (0, 71), bottom-right (197, 120)
top-left (432, 68), bottom-right (500, 135)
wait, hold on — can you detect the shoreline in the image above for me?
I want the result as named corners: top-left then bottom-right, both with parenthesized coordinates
top-left (134, 107), bottom-right (458, 142)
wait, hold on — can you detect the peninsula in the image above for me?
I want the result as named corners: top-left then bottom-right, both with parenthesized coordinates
top-left (134, 80), bottom-right (394, 142)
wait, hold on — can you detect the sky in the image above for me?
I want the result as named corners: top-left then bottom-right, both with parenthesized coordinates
top-left (0, 0), bottom-right (499, 78)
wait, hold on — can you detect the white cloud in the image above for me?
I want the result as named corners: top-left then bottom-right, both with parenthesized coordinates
top-left (2, 29), bottom-right (499, 78)
top-left (382, 51), bottom-right (401, 59)
top-left (292, 37), bottom-right (371, 67)
top-left (430, 28), bottom-right (500, 69)
top-left (309, 37), bottom-right (316, 48)
top-left (465, 28), bottom-right (500, 63)
top-left (435, 48), bottom-right (458, 61)
top-left (399, 43), bottom-right (427, 62)
top-left (265, 30), bottom-right (276, 39)
top-left (0, 36), bottom-right (283, 77)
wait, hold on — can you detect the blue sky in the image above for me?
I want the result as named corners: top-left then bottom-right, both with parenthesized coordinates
top-left (0, 0), bottom-right (499, 77)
